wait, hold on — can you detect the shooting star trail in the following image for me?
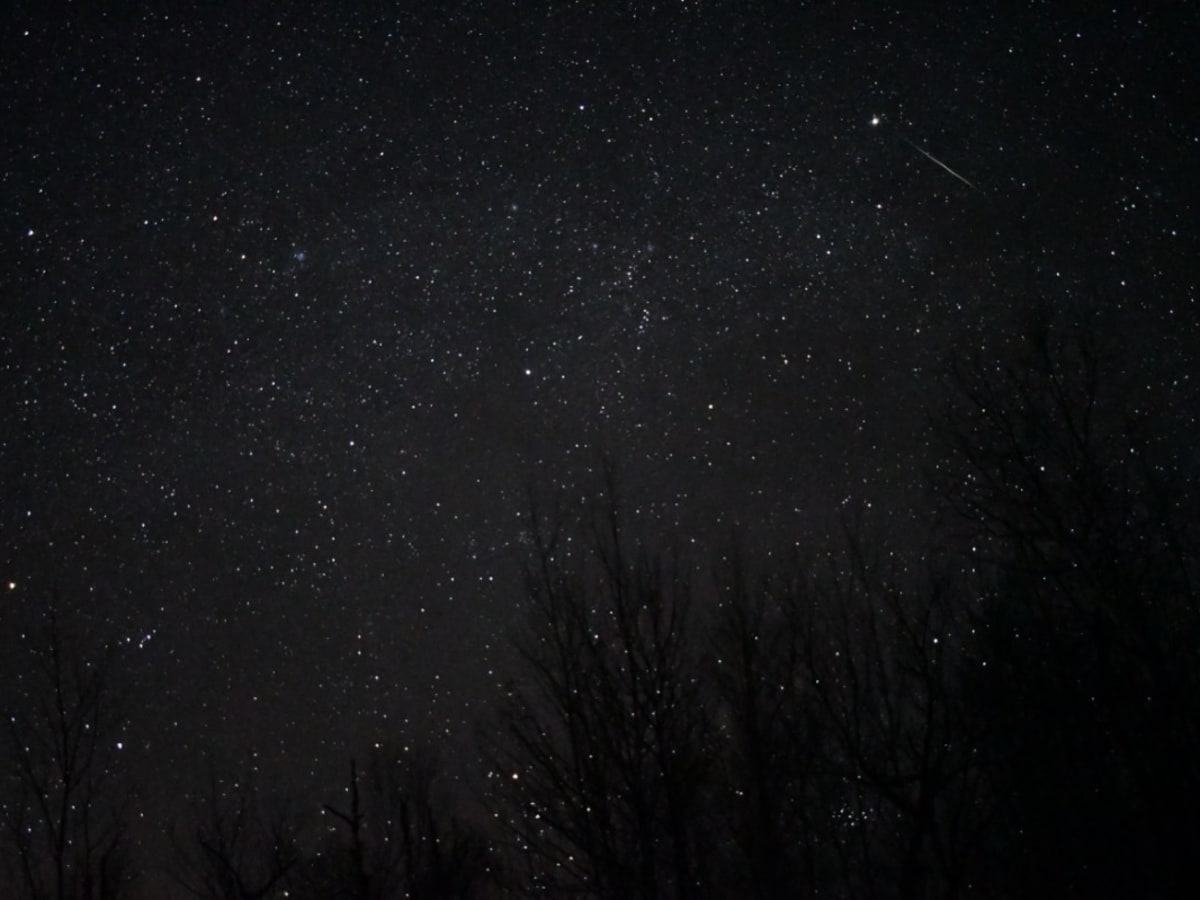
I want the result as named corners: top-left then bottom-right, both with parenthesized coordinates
top-left (899, 134), bottom-right (977, 190)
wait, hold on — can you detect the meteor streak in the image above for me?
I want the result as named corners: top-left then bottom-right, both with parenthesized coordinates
top-left (899, 135), bottom-right (977, 190)
top-left (871, 115), bottom-right (978, 191)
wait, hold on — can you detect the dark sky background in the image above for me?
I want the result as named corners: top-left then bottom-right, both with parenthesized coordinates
top-left (1, 0), bottom-right (1196, 877)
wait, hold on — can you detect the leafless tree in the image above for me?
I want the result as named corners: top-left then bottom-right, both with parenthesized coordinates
top-left (932, 305), bottom-right (1200, 898)
top-left (0, 608), bottom-right (136, 900)
top-left (797, 528), bottom-right (992, 900)
top-left (292, 744), bottom-right (485, 900)
top-left (707, 545), bottom-right (830, 899)
top-left (167, 760), bottom-right (302, 900)
top-left (486, 476), bottom-right (714, 899)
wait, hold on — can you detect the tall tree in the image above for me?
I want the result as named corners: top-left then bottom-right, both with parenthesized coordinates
top-left (486, 479), bottom-right (714, 898)
top-left (933, 305), bottom-right (1200, 898)
top-left (292, 744), bottom-right (486, 900)
top-left (708, 546), bottom-right (829, 898)
top-left (0, 608), bottom-right (136, 900)
top-left (799, 530), bottom-right (991, 900)
top-left (167, 760), bottom-right (303, 900)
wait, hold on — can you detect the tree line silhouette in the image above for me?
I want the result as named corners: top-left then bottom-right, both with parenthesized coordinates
top-left (4, 306), bottom-right (1198, 898)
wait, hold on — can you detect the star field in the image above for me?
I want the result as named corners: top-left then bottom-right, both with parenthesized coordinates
top-left (1, 2), bottom-right (1196, 886)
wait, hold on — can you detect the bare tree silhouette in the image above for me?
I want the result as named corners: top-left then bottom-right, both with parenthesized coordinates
top-left (0, 608), bottom-right (136, 900)
top-left (291, 744), bottom-right (486, 900)
top-left (167, 759), bottom-right (303, 900)
top-left (933, 305), bottom-right (1200, 898)
top-left (707, 545), bottom-right (829, 898)
top-left (799, 529), bottom-right (991, 900)
top-left (486, 475), bottom-right (714, 899)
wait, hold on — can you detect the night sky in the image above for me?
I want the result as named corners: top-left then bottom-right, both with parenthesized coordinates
top-left (2, 0), bottom-right (1196, 876)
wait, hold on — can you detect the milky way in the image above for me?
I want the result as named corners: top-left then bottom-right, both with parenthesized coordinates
top-left (1, 3), bottom-right (1195, 880)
